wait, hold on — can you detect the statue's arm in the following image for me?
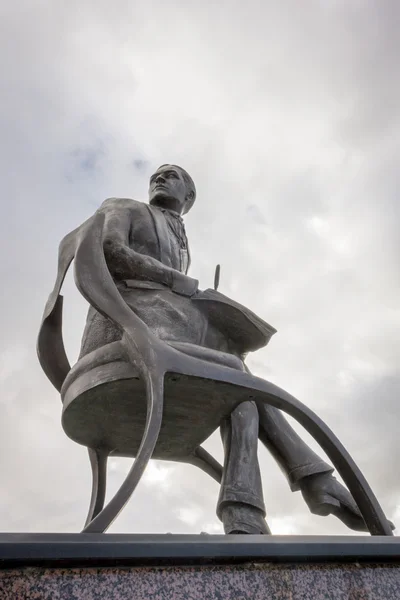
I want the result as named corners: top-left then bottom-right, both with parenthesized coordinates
top-left (100, 200), bottom-right (198, 297)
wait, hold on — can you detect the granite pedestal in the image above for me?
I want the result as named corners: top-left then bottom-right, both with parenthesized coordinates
top-left (0, 534), bottom-right (399, 599)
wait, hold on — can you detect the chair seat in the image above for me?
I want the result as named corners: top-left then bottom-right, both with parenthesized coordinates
top-left (61, 342), bottom-right (250, 461)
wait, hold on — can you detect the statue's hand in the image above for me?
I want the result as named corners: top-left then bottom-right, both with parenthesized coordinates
top-left (171, 271), bottom-right (199, 297)
top-left (299, 472), bottom-right (395, 532)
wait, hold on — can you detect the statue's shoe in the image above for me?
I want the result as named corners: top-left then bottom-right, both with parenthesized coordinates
top-left (300, 472), bottom-right (395, 532)
top-left (221, 503), bottom-right (271, 535)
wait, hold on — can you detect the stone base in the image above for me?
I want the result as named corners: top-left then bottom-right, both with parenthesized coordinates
top-left (0, 535), bottom-right (399, 599)
top-left (1, 563), bottom-right (400, 600)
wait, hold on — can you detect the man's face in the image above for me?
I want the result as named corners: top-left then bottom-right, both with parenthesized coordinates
top-left (149, 165), bottom-right (188, 214)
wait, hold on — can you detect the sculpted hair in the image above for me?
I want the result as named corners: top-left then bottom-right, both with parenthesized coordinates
top-left (157, 164), bottom-right (196, 213)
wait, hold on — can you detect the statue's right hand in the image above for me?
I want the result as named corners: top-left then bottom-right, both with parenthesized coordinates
top-left (171, 271), bottom-right (199, 297)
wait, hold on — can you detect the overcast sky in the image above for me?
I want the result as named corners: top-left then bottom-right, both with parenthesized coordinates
top-left (0, 0), bottom-right (399, 536)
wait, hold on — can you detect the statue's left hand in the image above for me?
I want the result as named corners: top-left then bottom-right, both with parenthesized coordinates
top-left (299, 472), bottom-right (395, 532)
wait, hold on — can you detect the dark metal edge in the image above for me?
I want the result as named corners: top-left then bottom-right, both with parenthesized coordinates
top-left (0, 534), bottom-right (399, 568)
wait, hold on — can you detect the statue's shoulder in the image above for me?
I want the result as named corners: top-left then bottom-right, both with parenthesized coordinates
top-left (99, 197), bottom-right (145, 214)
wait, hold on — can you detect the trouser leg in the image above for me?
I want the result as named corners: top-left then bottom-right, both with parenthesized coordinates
top-left (241, 364), bottom-right (333, 490)
top-left (257, 402), bottom-right (333, 490)
top-left (217, 400), bottom-right (266, 520)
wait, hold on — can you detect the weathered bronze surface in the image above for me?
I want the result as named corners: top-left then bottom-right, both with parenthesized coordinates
top-left (37, 164), bottom-right (393, 536)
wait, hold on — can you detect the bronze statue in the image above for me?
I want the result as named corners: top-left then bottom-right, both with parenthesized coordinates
top-left (37, 164), bottom-right (393, 536)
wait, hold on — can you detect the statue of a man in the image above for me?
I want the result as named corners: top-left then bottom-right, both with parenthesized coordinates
top-left (72, 164), bottom-right (365, 534)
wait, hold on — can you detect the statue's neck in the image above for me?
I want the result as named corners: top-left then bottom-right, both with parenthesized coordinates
top-left (150, 198), bottom-right (183, 217)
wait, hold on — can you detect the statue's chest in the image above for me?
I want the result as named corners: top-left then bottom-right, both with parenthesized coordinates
top-left (130, 216), bottom-right (160, 259)
top-left (129, 209), bottom-right (182, 270)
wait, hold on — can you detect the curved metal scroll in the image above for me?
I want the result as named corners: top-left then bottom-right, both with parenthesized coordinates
top-left (37, 218), bottom-right (94, 392)
top-left (84, 449), bottom-right (108, 528)
top-left (175, 357), bottom-right (393, 536)
top-left (187, 446), bottom-right (224, 484)
top-left (82, 372), bottom-right (164, 533)
top-left (73, 212), bottom-right (167, 533)
top-left (72, 211), bottom-right (392, 536)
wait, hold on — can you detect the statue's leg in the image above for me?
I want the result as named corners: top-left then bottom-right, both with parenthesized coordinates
top-left (217, 401), bottom-right (270, 534)
top-left (257, 403), bottom-right (333, 490)
top-left (242, 365), bottom-right (333, 489)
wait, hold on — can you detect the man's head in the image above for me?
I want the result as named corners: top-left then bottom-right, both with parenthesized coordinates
top-left (148, 164), bottom-right (196, 215)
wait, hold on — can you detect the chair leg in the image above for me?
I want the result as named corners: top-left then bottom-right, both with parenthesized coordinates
top-left (84, 448), bottom-right (108, 528)
top-left (186, 446), bottom-right (223, 484)
top-left (81, 370), bottom-right (164, 533)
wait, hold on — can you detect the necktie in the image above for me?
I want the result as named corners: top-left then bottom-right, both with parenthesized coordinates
top-left (162, 210), bottom-right (189, 273)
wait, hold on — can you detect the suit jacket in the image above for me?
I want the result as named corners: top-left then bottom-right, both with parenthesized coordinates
top-left (37, 199), bottom-right (332, 488)
top-left (38, 197), bottom-right (278, 372)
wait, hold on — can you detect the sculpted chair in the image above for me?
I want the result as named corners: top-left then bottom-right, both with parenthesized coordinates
top-left (38, 212), bottom-right (393, 536)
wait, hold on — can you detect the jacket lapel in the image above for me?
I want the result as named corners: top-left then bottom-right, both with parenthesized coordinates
top-left (145, 204), bottom-right (173, 268)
